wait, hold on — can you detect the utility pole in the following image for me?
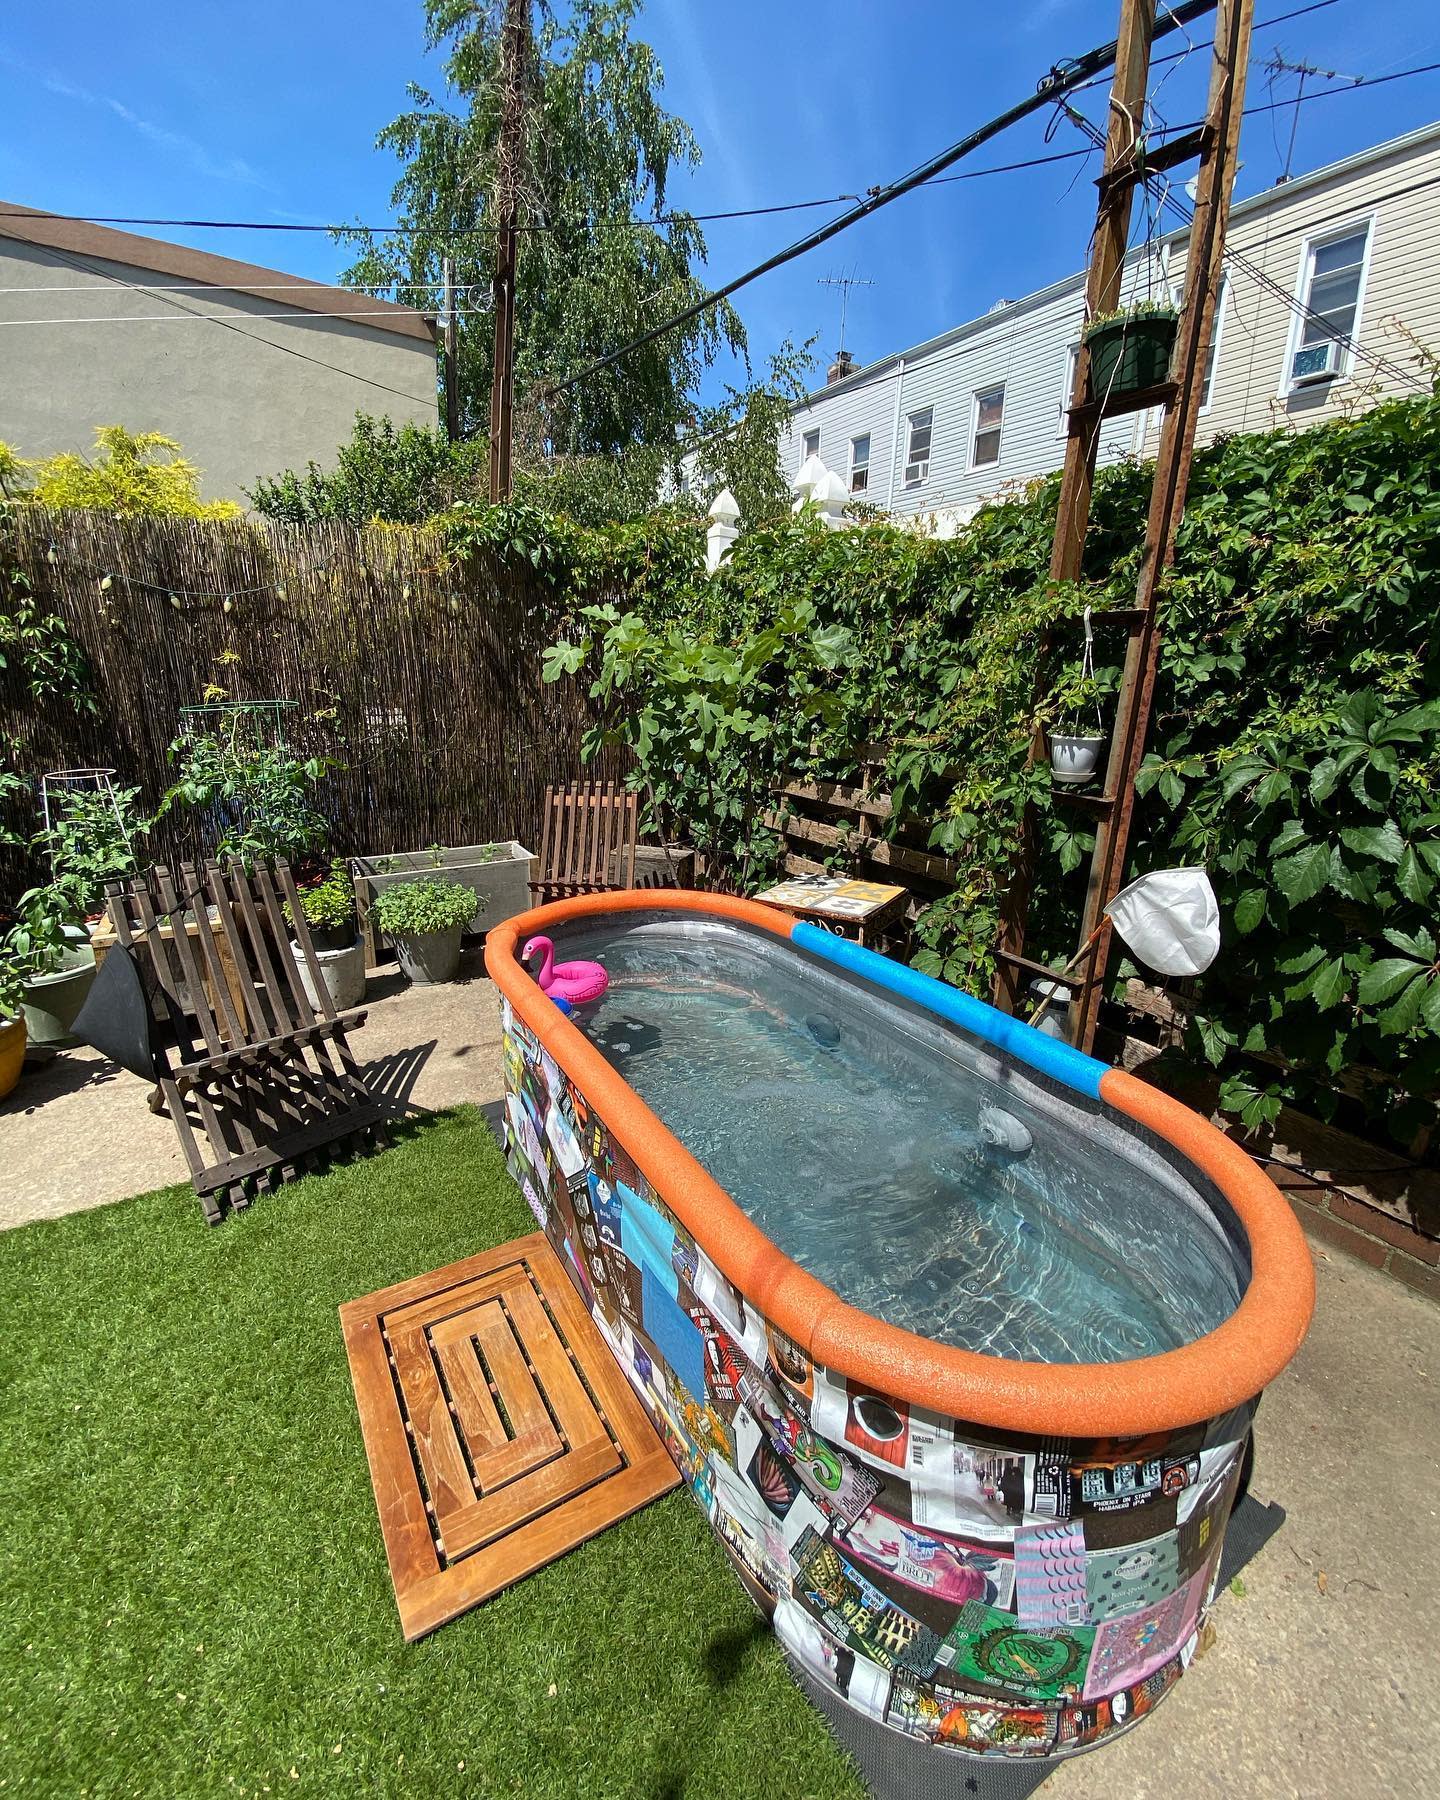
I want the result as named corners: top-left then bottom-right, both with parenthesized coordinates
top-left (441, 253), bottom-right (461, 443)
top-left (993, 0), bottom-right (1254, 1052)
top-left (489, 0), bottom-right (531, 503)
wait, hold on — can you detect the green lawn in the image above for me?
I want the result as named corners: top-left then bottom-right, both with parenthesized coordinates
top-left (0, 1109), bottom-right (864, 1800)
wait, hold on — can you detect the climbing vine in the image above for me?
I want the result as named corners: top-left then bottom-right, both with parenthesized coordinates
top-left (531, 393), bottom-right (1440, 1146)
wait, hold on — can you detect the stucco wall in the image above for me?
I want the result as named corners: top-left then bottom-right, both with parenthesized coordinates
top-left (0, 238), bottom-right (439, 502)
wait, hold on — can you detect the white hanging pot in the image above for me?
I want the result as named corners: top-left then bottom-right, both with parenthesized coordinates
top-left (1050, 732), bottom-right (1107, 785)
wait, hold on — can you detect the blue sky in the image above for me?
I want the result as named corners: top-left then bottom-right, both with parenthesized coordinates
top-left (3, 0), bottom-right (1438, 408)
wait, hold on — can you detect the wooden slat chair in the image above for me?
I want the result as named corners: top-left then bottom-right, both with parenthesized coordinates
top-left (529, 780), bottom-right (639, 905)
top-left (102, 858), bottom-right (385, 1223)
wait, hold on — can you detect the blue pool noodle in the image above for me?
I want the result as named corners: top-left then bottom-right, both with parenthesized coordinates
top-left (790, 922), bottom-right (1106, 1101)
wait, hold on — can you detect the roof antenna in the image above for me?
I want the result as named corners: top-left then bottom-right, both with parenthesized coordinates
top-left (1263, 51), bottom-right (1362, 183)
top-left (818, 267), bottom-right (874, 381)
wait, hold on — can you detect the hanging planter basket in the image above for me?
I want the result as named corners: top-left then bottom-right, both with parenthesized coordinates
top-left (1048, 605), bottom-right (1108, 785)
top-left (1049, 732), bottom-right (1107, 785)
top-left (1084, 310), bottom-right (1178, 399)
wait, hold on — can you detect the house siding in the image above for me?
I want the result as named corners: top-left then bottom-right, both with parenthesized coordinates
top-left (1136, 130), bottom-right (1440, 449)
top-left (774, 124), bottom-right (1440, 524)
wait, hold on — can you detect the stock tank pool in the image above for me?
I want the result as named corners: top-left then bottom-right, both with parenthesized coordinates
top-left (487, 891), bottom-right (1313, 1762)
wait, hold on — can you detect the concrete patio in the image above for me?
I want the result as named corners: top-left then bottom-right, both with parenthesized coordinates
top-left (1, 943), bottom-right (505, 1231)
top-left (2, 953), bottom-right (1436, 1799)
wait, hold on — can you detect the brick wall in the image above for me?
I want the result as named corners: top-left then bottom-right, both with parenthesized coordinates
top-left (1266, 1166), bottom-right (1439, 1303)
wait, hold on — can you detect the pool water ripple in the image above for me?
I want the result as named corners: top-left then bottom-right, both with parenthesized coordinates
top-left (578, 933), bottom-right (1241, 1365)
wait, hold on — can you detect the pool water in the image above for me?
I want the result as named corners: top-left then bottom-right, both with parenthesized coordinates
top-left (561, 920), bottom-right (1244, 1366)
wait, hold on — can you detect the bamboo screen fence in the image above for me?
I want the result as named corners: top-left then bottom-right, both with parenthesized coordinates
top-left (1, 509), bottom-right (621, 873)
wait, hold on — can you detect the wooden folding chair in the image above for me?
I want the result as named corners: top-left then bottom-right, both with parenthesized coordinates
top-left (529, 780), bottom-right (638, 905)
top-left (102, 858), bottom-right (385, 1223)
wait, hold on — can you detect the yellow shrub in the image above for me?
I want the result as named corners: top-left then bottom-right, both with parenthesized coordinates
top-left (0, 426), bottom-right (241, 519)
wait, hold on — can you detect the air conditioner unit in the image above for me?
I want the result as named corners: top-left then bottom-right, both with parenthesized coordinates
top-left (904, 461), bottom-right (929, 486)
top-left (1291, 338), bottom-right (1342, 385)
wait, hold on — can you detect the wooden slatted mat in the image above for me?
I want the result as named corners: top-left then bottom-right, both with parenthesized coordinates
top-left (340, 1233), bottom-right (679, 1640)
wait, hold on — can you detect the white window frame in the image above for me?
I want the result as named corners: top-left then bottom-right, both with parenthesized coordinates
top-left (903, 407), bottom-right (933, 488)
top-left (1057, 343), bottom-right (1080, 437)
top-left (968, 384), bottom-right (1005, 472)
top-left (1279, 214), bottom-right (1375, 397)
top-left (800, 426), bottom-right (821, 467)
top-left (1199, 276), bottom-right (1227, 414)
top-left (848, 432), bottom-right (871, 495)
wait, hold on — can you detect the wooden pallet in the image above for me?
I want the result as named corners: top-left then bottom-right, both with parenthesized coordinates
top-left (340, 1234), bottom-right (680, 1640)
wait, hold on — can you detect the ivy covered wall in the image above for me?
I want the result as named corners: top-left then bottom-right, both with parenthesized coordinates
top-left (527, 394), bottom-right (1440, 1151)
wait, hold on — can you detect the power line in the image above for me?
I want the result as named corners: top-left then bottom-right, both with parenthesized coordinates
top-left (0, 308), bottom-right (492, 326)
top-left (549, 0), bottom-right (1223, 399)
top-left (0, 279), bottom-right (488, 296)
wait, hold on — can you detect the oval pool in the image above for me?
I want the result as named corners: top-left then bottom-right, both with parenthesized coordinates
top-left (487, 890), bottom-right (1313, 1760)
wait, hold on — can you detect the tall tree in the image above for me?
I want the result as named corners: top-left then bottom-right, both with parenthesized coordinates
top-left (339, 0), bottom-right (746, 457)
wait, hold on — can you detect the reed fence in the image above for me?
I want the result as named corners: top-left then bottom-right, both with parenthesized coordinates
top-left (1, 508), bottom-right (620, 875)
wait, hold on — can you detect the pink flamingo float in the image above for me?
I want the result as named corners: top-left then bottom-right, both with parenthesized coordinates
top-left (522, 934), bottom-right (610, 1012)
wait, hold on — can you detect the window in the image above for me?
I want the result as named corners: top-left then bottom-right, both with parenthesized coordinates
top-left (903, 408), bottom-right (932, 486)
top-left (970, 385), bottom-right (1005, 468)
top-left (801, 427), bottom-right (820, 466)
top-left (1287, 222), bottom-right (1371, 388)
top-left (849, 433), bottom-right (871, 494)
top-left (1058, 345), bottom-right (1080, 436)
top-left (1200, 278), bottom-right (1226, 410)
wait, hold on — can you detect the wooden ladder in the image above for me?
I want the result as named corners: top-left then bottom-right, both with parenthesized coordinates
top-left (993, 0), bottom-right (1254, 1054)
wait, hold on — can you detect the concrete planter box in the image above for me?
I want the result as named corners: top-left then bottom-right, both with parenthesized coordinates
top-left (352, 841), bottom-right (534, 968)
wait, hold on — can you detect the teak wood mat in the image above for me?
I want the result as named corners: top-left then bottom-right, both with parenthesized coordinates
top-left (341, 1233), bottom-right (680, 1640)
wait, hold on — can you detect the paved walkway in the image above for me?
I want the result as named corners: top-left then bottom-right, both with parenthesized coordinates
top-left (0, 944), bottom-right (505, 1230)
top-left (2, 958), bottom-right (1437, 1796)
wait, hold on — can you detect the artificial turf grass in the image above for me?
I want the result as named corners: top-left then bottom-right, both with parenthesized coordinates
top-left (0, 1108), bottom-right (866, 1800)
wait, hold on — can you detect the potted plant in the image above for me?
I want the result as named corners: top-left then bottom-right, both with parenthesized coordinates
top-left (8, 882), bottom-right (98, 1050)
top-left (1083, 299), bottom-right (1179, 400)
top-left (286, 861), bottom-right (366, 1011)
top-left (351, 839), bottom-right (533, 965)
top-left (0, 952), bottom-right (26, 1102)
top-left (370, 877), bottom-right (482, 985)
top-left (1047, 668), bottom-right (1108, 786)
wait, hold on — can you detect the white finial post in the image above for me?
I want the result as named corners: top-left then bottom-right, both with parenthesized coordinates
top-left (791, 452), bottom-right (828, 512)
top-left (816, 467), bottom-right (852, 530)
top-left (706, 487), bottom-right (741, 573)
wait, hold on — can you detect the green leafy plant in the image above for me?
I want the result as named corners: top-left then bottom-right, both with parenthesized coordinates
top-left (39, 784), bottom-right (145, 915)
top-left (286, 861), bottom-right (357, 941)
top-left (0, 567), bottom-right (94, 714)
top-left (160, 710), bottom-right (336, 865)
top-left (0, 881), bottom-right (84, 1016)
top-left (247, 414), bottom-right (488, 525)
top-left (371, 877), bottom-right (480, 939)
top-left (545, 586), bottom-right (853, 892)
